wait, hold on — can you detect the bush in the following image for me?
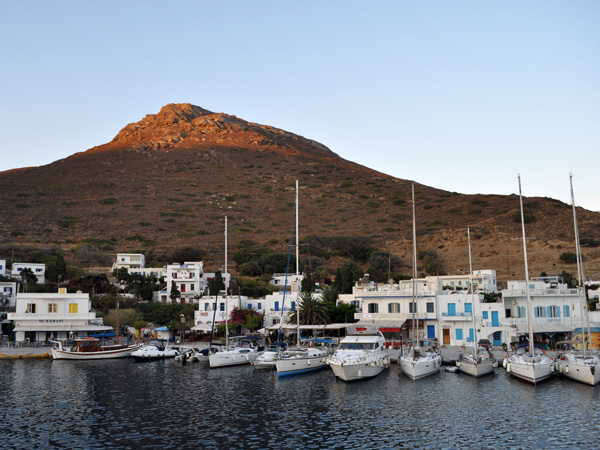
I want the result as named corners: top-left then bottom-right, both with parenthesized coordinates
top-left (559, 252), bottom-right (578, 263)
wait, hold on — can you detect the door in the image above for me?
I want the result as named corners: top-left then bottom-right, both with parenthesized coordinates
top-left (443, 328), bottom-right (450, 345)
top-left (448, 303), bottom-right (456, 316)
top-left (427, 325), bottom-right (435, 339)
top-left (492, 311), bottom-right (500, 327)
top-left (493, 331), bottom-right (502, 346)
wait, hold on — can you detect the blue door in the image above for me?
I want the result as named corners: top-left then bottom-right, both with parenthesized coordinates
top-left (493, 331), bottom-right (502, 346)
top-left (468, 328), bottom-right (474, 343)
top-left (465, 303), bottom-right (472, 314)
top-left (427, 325), bottom-right (435, 339)
top-left (492, 311), bottom-right (499, 327)
top-left (448, 303), bottom-right (456, 316)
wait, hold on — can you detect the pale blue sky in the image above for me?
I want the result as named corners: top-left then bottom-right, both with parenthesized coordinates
top-left (1, 1), bottom-right (598, 211)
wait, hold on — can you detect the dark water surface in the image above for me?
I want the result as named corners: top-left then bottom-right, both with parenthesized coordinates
top-left (1, 359), bottom-right (599, 449)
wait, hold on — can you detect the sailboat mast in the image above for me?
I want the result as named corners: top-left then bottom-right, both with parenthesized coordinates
top-left (570, 174), bottom-right (589, 354)
top-left (518, 175), bottom-right (535, 354)
top-left (411, 183), bottom-right (417, 341)
top-left (225, 216), bottom-right (229, 349)
top-left (296, 180), bottom-right (300, 348)
top-left (468, 228), bottom-right (478, 348)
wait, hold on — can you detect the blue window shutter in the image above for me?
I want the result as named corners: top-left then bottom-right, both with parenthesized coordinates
top-left (556, 306), bottom-right (560, 317)
top-left (483, 311), bottom-right (488, 319)
top-left (456, 329), bottom-right (463, 340)
top-left (388, 303), bottom-right (392, 313)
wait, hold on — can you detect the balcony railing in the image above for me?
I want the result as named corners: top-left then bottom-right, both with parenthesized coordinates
top-left (441, 312), bottom-right (472, 321)
top-left (8, 313), bottom-right (96, 320)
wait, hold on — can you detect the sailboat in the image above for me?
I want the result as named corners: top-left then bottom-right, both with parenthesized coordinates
top-left (555, 174), bottom-right (600, 385)
top-left (504, 175), bottom-right (554, 384)
top-left (457, 228), bottom-right (495, 377)
top-left (210, 217), bottom-right (262, 368)
top-left (399, 183), bottom-right (442, 380)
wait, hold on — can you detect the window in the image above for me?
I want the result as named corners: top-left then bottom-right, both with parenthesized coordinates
top-left (48, 303), bottom-right (57, 313)
top-left (368, 303), bottom-right (379, 313)
top-left (275, 301), bottom-right (279, 311)
top-left (535, 306), bottom-right (544, 317)
top-left (456, 328), bottom-right (463, 340)
top-left (519, 306), bottom-right (526, 318)
top-left (190, 284), bottom-right (194, 291)
top-left (257, 302), bottom-right (262, 310)
top-left (205, 303), bottom-right (209, 311)
top-left (482, 311), bottom-right (488, 320)
top-left (563, 305), bottom-right (570, 317)
top-left (388, 303), bottom-right (400, 313)
top-left (219, 302), bottom-right (225, 312)
top-left (248, 303), bottom-right (253, 309)
top-left (27, 303), bottom-right (36, 313)
top-left (181, 284), bottom-right (186, 293)
top-left (273, 317), bottom-right (280, 325)
top-left (68, 304), bottom-right (78, 313)
top-left (549, 306), bottom-right (560, 318)
top-left (426, 302), bottom-right (434, 313)
top-left (465, 303), bottom-right (472, 314)
top-left (409, 303), bottom-right (416, 313)
top-left (291, 301), bottom-right (296, 311)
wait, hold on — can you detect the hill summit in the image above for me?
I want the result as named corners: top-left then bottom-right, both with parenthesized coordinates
top-left (0, 103), bottom-right (599, 280)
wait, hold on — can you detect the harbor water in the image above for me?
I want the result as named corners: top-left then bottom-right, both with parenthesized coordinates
top-left (1, 359), bottom-right (599, 449)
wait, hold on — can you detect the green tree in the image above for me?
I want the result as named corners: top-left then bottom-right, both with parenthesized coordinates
top-left (559, 252), bottom-right (578, 263)
top-left (169, 281), bottom-right (181, 303)
top-left (288, 291), bottom-right (330, 325)
top-left (301, 272), bottom-right (316, 293)
top-left (333, 261), bottom-right (363, 294)
top-left (368, 251), bottom-right (402, 283)
top-left (207, 271), bottom-right (225, 296)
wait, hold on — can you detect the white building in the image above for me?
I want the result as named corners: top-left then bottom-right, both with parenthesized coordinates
top-left (0, 259), bottom-right (6, 277)
top-left (157, 262), bottom-right (231, 304)
top-left (501, 278), bottom-right (583, 346)
top-left (127, 267), bottom-right (167, 279)
top-left (7, 288), bottom-right (112, 343)
top-left (340, 271), bottom-right (504, 346)
top-left (270, 273), bottom-right (303, 291)
top-left (11, 263), bottom-right (46, 284)
top-left (112, 253), bottom-right (146, 272)
top-left (0, 282), bottom-right (18, 308)
top-left (437, 270), bottom-right (498, 293)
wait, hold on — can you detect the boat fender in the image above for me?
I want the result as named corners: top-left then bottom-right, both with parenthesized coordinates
top-left (565, 366), bottom-right (569, 375)
top-left (502, 358), bottom-right (507, 369)
top-left (558, 364), bottom-right (563, 374)
top-left (506, 363), bottom-right (511, 373)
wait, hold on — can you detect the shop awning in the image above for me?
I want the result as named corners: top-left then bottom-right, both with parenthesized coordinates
top-left (354, 320), bottom-right (405, 332)
top-left (515, 322), bottom-right (576, 334)
top-left (191, 323), bottom-right (214, 332)
top-left (13, 324), bottom-right (113, 332)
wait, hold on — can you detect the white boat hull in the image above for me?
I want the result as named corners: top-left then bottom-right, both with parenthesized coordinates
top-left (557, 360), bottom-right (600, 386)
top-left (506, 359), bottom-right (554, 384)
top-left (400, 354), bottom-right (441, 380)
top-left (329, 355), bottom-right (389, 381)
top-left (458, 359), bottom-right (495, 377)
top-left (52, 346), bottom-right (136, 360)
top-left (209, 350), bottom-right (257, 368)
top-left (276, 355), bottom-right (329, 376)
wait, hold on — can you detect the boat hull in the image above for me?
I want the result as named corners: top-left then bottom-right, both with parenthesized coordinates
top-left (400, 355), bottom-right (441, 380)
top-left (276, 355), bottom-right (329, 377)
top-left (329, 355), bottom-right (389, 381)
top-left (557, 360), bottom-right (600, 386)
top-left (507, 360), bottom-right (554, 385)
top-left (132, 350), bottom-right (179, 362)
top-left (209, 351), bottom-right (257, 368)
top-left (458, 359), bottom-right (495, 377)
top-left (52, 347), bottom-right (136, 360)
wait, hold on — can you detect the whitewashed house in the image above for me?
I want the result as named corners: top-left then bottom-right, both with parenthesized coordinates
top-left (437, 291), bottom-right (505, 347)
top-left (501, 278), bottom-right (583, 346)
top-left (437, 270), bottom-right (498, 293)
top-left (0, 282), bottom-right (18, 308)
top-left (157, 262), bottom-right (231, 304)
top-left (7, 288), bottom-right (112, 344)
top-left (0, 259), bottom-right (6, 277)
top-left (112, 253), bottom-right (146, 272)
top-left (11, 263), bottom-right (46, 284)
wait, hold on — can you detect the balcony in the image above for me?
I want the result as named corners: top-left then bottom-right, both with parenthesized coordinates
top-left (8, 312), bottom-right (96, 321)
top-left (441, 312), bottom-right (472, 322)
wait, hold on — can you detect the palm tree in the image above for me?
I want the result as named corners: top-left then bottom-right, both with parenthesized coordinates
top-left (288, 291), bottom-right (330, 325)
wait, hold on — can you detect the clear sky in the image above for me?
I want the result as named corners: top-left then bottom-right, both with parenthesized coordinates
top-left (1, 1), bottom-right (598, 211)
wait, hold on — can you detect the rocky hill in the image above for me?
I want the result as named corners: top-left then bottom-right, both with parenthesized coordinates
top-left (1, 103), bottom-right (599, 280)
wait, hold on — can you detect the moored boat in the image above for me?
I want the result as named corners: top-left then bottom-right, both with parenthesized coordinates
top-left (555, 340), bottom-right (600, 386)
top-left (275, 338), bottom-right (333, 376)
top-left (131, 339), bottom-right (180, 362)
top-left (252, 342), bottom-right (288, 370)
top-left (51, 338), bottom-right (139, 360)
top-left (458, 346), bottom-right (495, 377)
top-left (399, 339), bottom-right (442, 380)
top-left (208, 336), bottom-right (263, 368)
top-left (328, 325), bottom-right (390, 381)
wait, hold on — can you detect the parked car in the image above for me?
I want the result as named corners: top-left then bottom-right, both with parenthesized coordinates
top-left (478, 339), bottom-right (492, 349)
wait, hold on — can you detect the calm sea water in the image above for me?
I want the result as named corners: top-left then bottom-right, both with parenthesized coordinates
top-left (1, 359), bottom-right (599, 450)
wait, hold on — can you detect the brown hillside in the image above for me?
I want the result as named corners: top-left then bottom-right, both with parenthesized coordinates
top-left (1, 103), bottom-right (599, 280)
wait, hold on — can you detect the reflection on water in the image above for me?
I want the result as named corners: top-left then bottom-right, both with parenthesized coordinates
top-left (1, 360), bottom-right (599, 449)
